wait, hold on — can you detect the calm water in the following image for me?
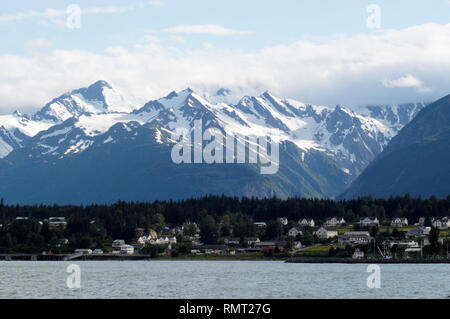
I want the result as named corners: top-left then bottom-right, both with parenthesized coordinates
top-left (0, 261), bottom-right (449, 299)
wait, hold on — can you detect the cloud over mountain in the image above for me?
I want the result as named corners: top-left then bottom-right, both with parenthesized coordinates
top-left (1, 23), bottom-right (449, 113)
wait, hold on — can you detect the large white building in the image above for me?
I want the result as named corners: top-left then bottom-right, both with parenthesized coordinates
top-left (359, 217), bottom-right (379, 227)
top-left (298, 218), bottom-right (315, 227)
top-left (139, 236), bottom-right (177, 246)
top-left (391, 218), bottom-right (408, 227)
top-left (406, 227), bottom-right (431, 238)
top-left (313, 227), bottom-right (338, 239)
top-left (119, 244), bottom-right (134, 255)
top-left (288, 227), bottom-right (302, 237)
top-left (338, 231), bottom-right (372, 244)
top-left (324, 217), bottom-right (345, 227)
top-left (48, 217), bottom-right (67, 228)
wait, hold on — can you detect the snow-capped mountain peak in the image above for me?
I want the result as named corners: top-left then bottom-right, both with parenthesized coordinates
top-left (0, 82), bottom-right (428, 182)
top-left (33, 80), bottom-right (134, 122)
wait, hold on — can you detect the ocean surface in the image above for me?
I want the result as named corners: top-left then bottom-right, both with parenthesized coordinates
top-left (0, 261), bottom-right (448, 299)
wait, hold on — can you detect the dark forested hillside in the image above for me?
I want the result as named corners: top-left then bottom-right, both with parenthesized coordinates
top-left (341, 94), bottom-right (450, 199)
top-left (1, 195), bottom-right (449, 226)
top-left (0, 194), bottom-right (449, 253)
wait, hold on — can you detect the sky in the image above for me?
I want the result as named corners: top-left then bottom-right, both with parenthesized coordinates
top-left (0, 0), bottom-right (450, 113)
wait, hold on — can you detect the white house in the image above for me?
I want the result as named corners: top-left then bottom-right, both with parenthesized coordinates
top-left (158, 237), bottom-right (177, 245)
top-left (432, 217), bottom-right (449, 230)
top-left (278, 217), bottom-right (288, 226)
top-left (338, 231), bottom-right (372, 244)
top-left (324, 217), bottom-right (346, 227)
top-left (137, 236), bottom-right (147, 245)
top-left (139, 236), bottom-right (177, 246)
top-left (406, 227), bottom-right (431, 238)
top-left (157, 237), bottom-right (168, 245)
top-left (443, 217), bottom-right (449, 229)
top-left (247, 237), bottom-right (260, 246)
top-left (298, 218), bottom-right (315, 227)
top-left (288, 227), bottom-right (303, 237)
top-left (49, 217), bottom-right (67, 228)
top-left (359, 217), bottom-right (379, 227)
top-left (418, 217), bottom-right (426, 226)
top-left (352, 248), bottom-right (364, 259)
top-left (119, 244), bottom-right (134, 255)
top-left (112, 239), bottom-right (125, 249)
top-left (254, 222), bottom-right (267, 227)
top-left (391, 218), bottom-right (408, 227)
top-left (313, 227), bottom-right (338, 239)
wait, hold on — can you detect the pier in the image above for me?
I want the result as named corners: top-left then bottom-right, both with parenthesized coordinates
top-left (63, 252), bottom-right (84, 261)
top-left (286, 257), bottom-right (450, 264)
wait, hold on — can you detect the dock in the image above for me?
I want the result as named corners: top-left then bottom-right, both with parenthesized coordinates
top-left (63, 252), bottom-right (84, 261)
top-left (286, 257), bottom-right (450, 264)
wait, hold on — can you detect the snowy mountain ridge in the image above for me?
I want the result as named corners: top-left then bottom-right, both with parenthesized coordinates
top-left (0, 81), bottom-right (427, 179)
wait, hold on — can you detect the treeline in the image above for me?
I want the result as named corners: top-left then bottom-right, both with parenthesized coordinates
top-left (1, 194), bottom-right (449, 224)
top-left (0, 194), bottom-right (449, 253)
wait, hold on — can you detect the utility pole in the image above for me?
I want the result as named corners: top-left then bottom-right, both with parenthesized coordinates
top-left (420, 238), bottom-right (423, 258)
top-left (446, 233), bottom-right (448, 258)
top-left (373, 238), bottom-right (376, 259)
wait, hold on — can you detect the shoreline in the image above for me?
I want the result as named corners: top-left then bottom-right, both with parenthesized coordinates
top-left (1, 254), bottom-right (450, 263)
top-left (286, 257), bottom-right (450, 264)
top-left (0, 254), bottom-right (151, 261)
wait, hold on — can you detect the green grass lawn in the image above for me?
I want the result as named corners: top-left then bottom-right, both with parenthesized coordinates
top-left (293, 244), bottom-right (347, 257)
top-left (301, 245), bottom-right (346, 252)
top-left (378, 225), bottom-right (414, 233)
top-left (337, 226), bottom-right (353, 234)
top-left (337, 224), bottom-right (439, 234)
top-left (302, 245), bottom-right (331, 252)
top-left (438, 229), bottom-right (449, 236)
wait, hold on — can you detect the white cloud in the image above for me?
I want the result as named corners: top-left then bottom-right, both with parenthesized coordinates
top-left (167, 35), bottom-right (186, 44)
top-left (26, 38), bottom-right (52, 53)
top-left (164, 24), bottom-right (252, 36)
top-left (1, 23), bottom-right (450, 113)
top-left (202, 42), bottom-right (216, 50)
top-left (84, 1), bottom-right (164, 14)
top-left (381, 74), bottom-right (424, 88)
top-left (0, 8), bottom-right (64, 23)
top-left (0, 1), bottom-right (163, 24)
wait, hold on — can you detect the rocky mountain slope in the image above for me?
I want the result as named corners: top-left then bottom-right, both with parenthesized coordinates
top-left (340, 94), bottom-right (450, 199)
top-left (0, 81), bottom-right (426, 204)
